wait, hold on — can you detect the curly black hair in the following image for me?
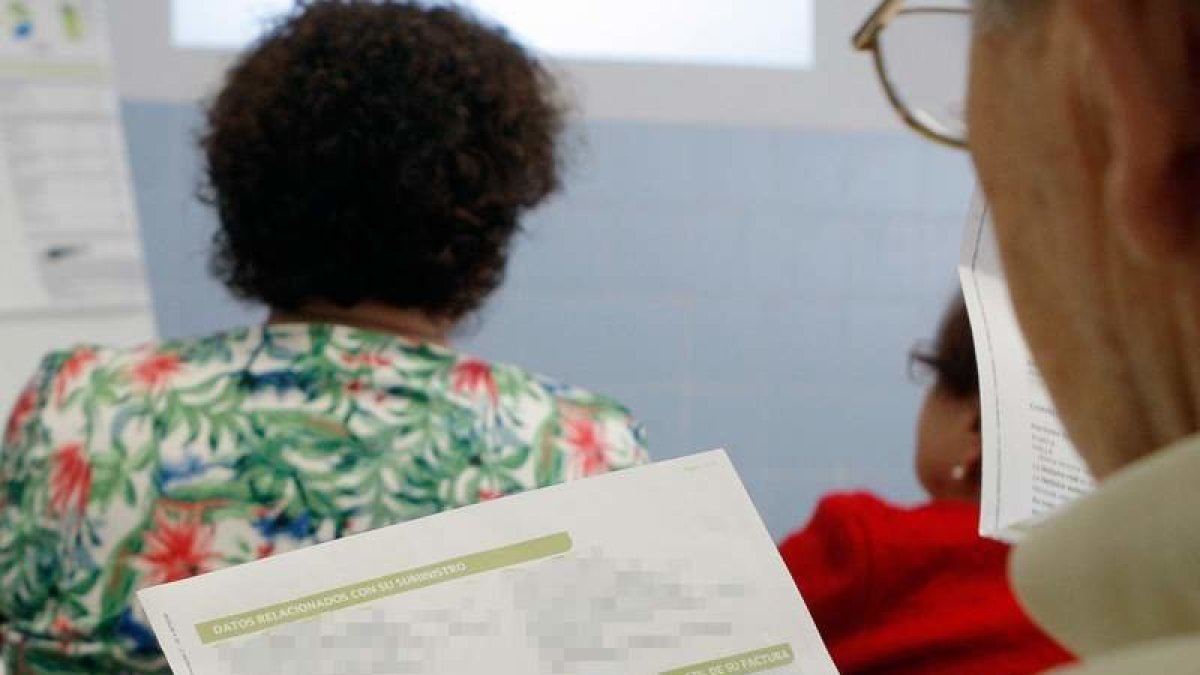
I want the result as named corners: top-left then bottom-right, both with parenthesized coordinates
top-left (910, 294), bottom-right (979, 399)
top-left (202, 0), bottom-right (564, 319)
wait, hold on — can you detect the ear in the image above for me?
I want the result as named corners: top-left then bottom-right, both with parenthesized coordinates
top-left (1066, 0), bottom-right (1200, 265)
top-left (959, 400), bottom-right (984, 479)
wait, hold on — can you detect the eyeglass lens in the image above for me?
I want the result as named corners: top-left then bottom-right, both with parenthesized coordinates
top-left (878, 5), bottom-right (971, 143)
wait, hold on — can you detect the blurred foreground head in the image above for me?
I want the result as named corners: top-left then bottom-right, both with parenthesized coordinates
top-left (967, 0), bottom-right (1200, 478)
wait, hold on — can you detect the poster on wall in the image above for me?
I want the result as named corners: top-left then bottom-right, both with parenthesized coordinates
top-left (0, 0), bottom-right (148, 314)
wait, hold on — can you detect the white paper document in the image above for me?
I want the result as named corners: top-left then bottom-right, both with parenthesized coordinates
top-left (959, 195), bottom-right (1095, 542)
top-left (138, 450), bottom-right (837, 675)
top-left (0, 0), bottom-right (148, 314)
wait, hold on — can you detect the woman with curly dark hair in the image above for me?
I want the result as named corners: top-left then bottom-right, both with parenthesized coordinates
top-left (0, 3), bottom-right (646, 671)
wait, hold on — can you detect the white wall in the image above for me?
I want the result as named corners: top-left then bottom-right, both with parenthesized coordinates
top-left (109, 0), bottom-right (901, 130)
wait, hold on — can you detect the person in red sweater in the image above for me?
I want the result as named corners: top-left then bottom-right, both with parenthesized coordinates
top-left (779, 296), bottom-right (1073, 675)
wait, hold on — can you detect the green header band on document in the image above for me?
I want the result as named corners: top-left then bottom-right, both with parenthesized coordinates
top-left (661, 643), bottom-right (796, 675)
top-left (0, 61), bottom-right (111, 81)
top-left (194, 531), bottom-right (573, 645)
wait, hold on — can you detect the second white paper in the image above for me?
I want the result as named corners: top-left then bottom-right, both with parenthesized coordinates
top-left (959, 194), bottom-right (1095, 542)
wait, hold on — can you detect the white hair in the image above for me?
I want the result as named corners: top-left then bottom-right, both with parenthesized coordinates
top-left (969, 0), bottom-right (1017, 29)
top-left (972, 0), bottom-right (1033, 31)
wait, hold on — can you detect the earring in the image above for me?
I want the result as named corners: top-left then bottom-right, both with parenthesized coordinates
top-left (950, 464), bottom-right (968, 481)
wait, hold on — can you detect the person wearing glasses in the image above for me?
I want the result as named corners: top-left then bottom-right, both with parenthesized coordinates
top-left (0, 3), bottom-right (647, 672)
top-left (857, 0), bottom-right (1200, 672)
top-left (780, 296), bottom-right (1072, 675)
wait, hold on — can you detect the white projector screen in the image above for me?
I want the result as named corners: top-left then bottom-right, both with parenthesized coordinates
top-left (171, 0), bottom-right (814, 69)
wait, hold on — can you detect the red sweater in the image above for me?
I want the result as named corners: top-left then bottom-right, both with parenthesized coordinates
top-left (778, 493), bottom-right (1073, 675)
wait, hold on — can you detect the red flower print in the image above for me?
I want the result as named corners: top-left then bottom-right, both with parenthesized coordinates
top-left (49, 443), bottom-right (92, 516)
top-left (52, 615), bottom-right (79, 652)
top-left (563, 415), bottom-right (608, 477)
top-left (256, 542), bottom-right (275, 559)
top-left (341, 353), bottom-right (392, 368)
top-left (131, 353), bottom-right (182, 390)
top-left (138, 514), bottom-right (218, 585)
top-left (452, 359), bottom-right (498, 405)
top-left (4, 385), bottom-right (37, 445)
top-left (52, 615), bottom-right (73, 635)
top-left (54, 348), bottom-right (96, 405)
top-left (478, 488), bottom-right (503, 502)
top-left (345, 379), bottom-right (365, 395)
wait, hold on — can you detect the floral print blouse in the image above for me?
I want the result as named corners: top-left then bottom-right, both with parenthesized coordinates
top-left (0, 324), bottom-right (647, 673)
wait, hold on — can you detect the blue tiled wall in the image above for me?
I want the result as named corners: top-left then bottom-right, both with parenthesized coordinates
top-left (123, 101), bottom-right (975, 540)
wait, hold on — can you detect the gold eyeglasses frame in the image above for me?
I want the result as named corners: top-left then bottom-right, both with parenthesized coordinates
top-left (853, 0), bottom-right (971, 150)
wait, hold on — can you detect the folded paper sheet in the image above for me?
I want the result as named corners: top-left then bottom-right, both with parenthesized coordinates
top-left (959, 195), bottom-right (1095, 542)
top-left (138, 450), bottom-right (837, 675)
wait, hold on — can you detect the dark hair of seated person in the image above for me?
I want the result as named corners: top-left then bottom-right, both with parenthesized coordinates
top-left (201, 0), bottom-right (565, 320)
top-left (909, 297), bottom-right (978, 400)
